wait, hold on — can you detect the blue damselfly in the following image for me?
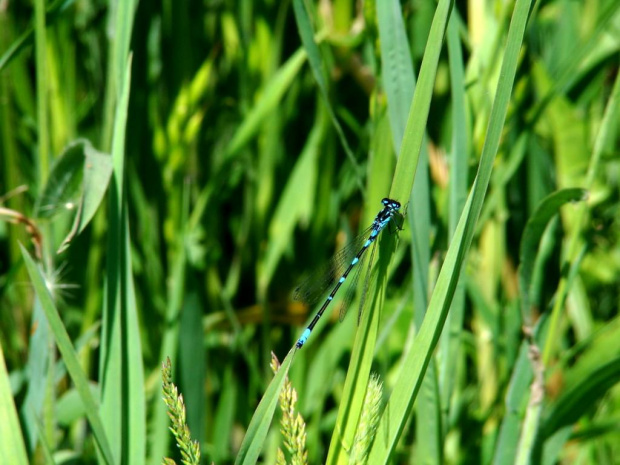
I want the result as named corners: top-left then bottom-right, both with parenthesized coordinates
top-left (294, 198), bottom-right (403, 348)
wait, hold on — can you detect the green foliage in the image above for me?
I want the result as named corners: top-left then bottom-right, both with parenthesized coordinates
top-left (1, 0), bottom-right (619, 464)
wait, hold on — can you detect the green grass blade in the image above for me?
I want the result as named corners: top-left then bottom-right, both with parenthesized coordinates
top-left (34, 0), bottom-right (49, 184)
top-left (19, 299), bottom-right (50, 451)
top-left (518, 188), bottom-right (587, 323)
top-left (492, 341), bottom-right (534, 465)
top-left (178, 292), bottom-right (206, 443)
top-left (225, 47), bottom-right (307, 160)
top-left (260, 107), bottom-right (326, 291)
top-left (368, 190), bottom-right (473, 462)
top-left (366, 0), bottom-right (453, 462)
top-left (212, 366), bottom-right (238, 463)
top-left (376, 0), bottom-right (416, 153)
top-left (19, 244), bottom-right (115, 465)
top-left (369, 0), bottom-right (534, 459)
top-left (325, 111), bottom-right (397, 465)
top-left (99, 54), bottom-right (145, 465)
top-left (542, 66), bottom-right (620, 364)
top-left (388, 0), bottom-right (452, 202)
top-left (147, 245), bottom-right (187, 465)
top-left (0, 344), bottom-right (28, 465)
top-left (538, 319), bottom-right (620, 452)
top-left (378, 2), bottom-right (443, 459)
top-left (122, 238), bottom-right (146, 465)
top-left (234, 348), bottom-right (296, 465)
top-left (292, 0), bottom-right (362, 187)
top-left (445, 14), bottom-right (469, 235)
top-left (0, 0), bottom-right (75, 72)
top-left (438, 11), bottom-right (470, 443)
top-left (101, 0), bottom-right (137, 151)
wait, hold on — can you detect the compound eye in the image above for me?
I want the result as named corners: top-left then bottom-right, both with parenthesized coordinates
top-left (381, 198), bottom-right (389, 205)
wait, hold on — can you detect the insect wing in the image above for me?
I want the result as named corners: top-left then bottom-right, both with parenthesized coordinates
top-left (293, 225), bottom-right (375, 306)
top-left (336, 242), bottom-right (372, 322)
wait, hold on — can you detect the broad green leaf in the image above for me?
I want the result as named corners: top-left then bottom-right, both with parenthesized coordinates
top-left (59, 144), bottom-right (112, 252)
top-left (34, 139), bottom-right (112, 253)
top-left (35, 140), bottom-right (88, 219)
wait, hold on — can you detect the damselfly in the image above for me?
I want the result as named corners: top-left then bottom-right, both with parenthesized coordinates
top-left (294, 198), bottom-right (403, 348)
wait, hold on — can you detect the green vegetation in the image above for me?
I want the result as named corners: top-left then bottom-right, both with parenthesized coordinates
top-left (1, 0), bottom-right (619, 463)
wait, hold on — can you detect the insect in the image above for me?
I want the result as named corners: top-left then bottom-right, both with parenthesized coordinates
top-left (295, 198), bottom-right (403, 349)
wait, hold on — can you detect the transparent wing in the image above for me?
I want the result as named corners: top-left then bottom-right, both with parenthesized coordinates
top-left (356, 235), bottom-right (379, 324)
top-left (337, 241), bottom-right (372, 322)
top-left (293, 224), bottom-right (375, 306)
top-left (347, 215), bottom-right (400, 324)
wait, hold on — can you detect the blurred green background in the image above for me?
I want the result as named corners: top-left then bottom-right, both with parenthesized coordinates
top-left (1, 0), bottom-right (619, 463)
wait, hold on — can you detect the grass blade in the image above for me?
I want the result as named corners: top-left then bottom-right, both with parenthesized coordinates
top-left (33, 0), bottom-right (49, 184)
top-left (99, 54), bottom-right (145, 465)
top-left (0, 0), bottom-right (75, 72)
top-left (225, 48), bottom-right (307, 160)
top-left (539, 319), bottom-right (620, 448)
top-left (235, 349), bottom-right (296, 465)
top-left (519, 188), bottom-right (587, 324)
top-left (20, 244), bottom-right (114, 464)
top-left (492, 340), bottom-right (535, 465)
top-left (292, 0), bottom-right (363, 187)
top-left (0, 344), bottom-right (28, 465)
top-left (325, 111), bottom-right (397, 464)
top-left (377, 0), bottom-right (416, 153)
top-left (369, 0), bottom-right (535, 459)
top-left (438, 10), bottom-right (470, 445)
top-left (260, 108), bottom-right (325, 291)
top-left (388, 0), bottom-right (451, 202)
